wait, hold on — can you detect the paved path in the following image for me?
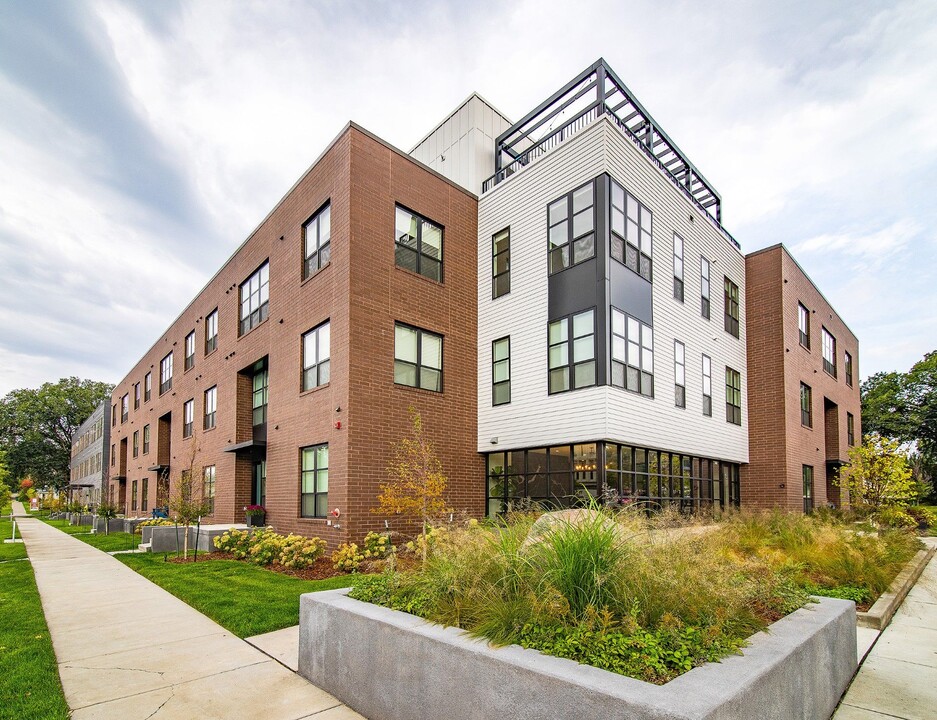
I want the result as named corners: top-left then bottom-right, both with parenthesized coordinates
top-left (12, 502), bottom-right (363, 720)
top-left (834, 536), bottom-right (937, 720)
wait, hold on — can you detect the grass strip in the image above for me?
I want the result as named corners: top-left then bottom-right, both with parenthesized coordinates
top-left (0, 506), bottom-right (27, 562)
top-left (117, 553), bottom-right (358, 637)
top-left (38, 516), bottom-right (140, 553)
top-left (0, 561), bottom-right (69, 720)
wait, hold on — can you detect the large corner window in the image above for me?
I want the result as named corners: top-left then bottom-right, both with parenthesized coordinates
top-left (203, 386), bottom-right (217, 430)
top-left (822, 327), bottom-right (837, 378)
top-left (548, 309), bottom-right (595, 394)
top-left (800, 382), bottom-right (812, 427)
top-left (724, 277), bottom-right (740, 338)
top-left (700, 257), bottom-right (711, 319)
top-left (301, 444), bottom-right (328, 518)
top-left (725, 367), bottom-right (742, 425)
top-left (395, 206), bottom-right (442, 281)
top-left (239, 261), bottom-right (270, 336)
top-left (302, 321), bottom-right (331, 391)
top-left (674, 340), bottom-right (686, 408)
top-left (205, 309), bottom-right (218, 354)
top-left (253, 364), bottom-right (268, 426)
top-left (184, 331), bottom-right (196, 371)
top-left (304, 202), bottom-right (331, 279)
top-left (548, 181), bottom-right (595, 274)
top-left (702, 354), bottom-right (712, 416)
top-left (845, 351), bottom-right (853, 387)
top-left (798, 303), bottom-right (810, 349)
top-left (203, 466), bottom-right (215, 515)
top-left (609, 179), bottom-right (652, 281)
top-left (183, 399), bottom-right (194, 438)
top-left (492, 337), bottom-right (511, 406)
top-left (673, 234), bottom-right (684, 302)
top-left (492, 228), bottom-right (510, 298)
top-left (610, 308), bottom-right (653, 397)
top-left (159, 353), bottom-right (173, 395)
top-left (394, 323), bottom-right (442, 392)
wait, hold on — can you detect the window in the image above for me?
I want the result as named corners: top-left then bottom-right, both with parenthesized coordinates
top-left (302, 321), bottom-right (331, 391)
top-left (845, 351), bottom-right (853, 387)
top-left (609, 179), bottom-right (652, 280)
top-left (800, 383), bottom-right (812, 427)
top-left (183, 399), bottom-right (194, 438)
top-left (184, 331), bottom-right (195, 371)
top-left (700, 257), bottom-right (711, 319)
top-left (205, 309), bottom-right (218, 354)
top-left (725, 367), bottom-right (742, 425)
top-left (203, 466), bottom-right (215, 515)
top-left (492, 228), bottom-right (510, 298)
top-left (144, 372), bottom-right (152, 402)
top-left (492, 337), bottom-right (511, 406)
top-left (121, 394), bottom-right (129, 423)
top-left (159, 353), bottom-right (173, 395)
top-left (143, 424), bottom-right (150, 454)
top-left (798, 303), bottom-right (810, 349)
top-left (132, 430), bottom-right (139, 458)
top-left (847, 412), bottom-right (855, 445)
top-left (610, 308), bottom-right (653, 397)
top-left (239, 261), bottom-right (270, 335)
top-left (395, 206), bottom-right (442, 281)
top-left (253, 366), bottom-right (268, 426)
top-left (112, 404), bottom-right (116, 426)
top-left (203, 386), bottom-right (217, 430)
top-left (803, 465), bottom-right (814, 514)
top-left (131, 480), bottom-right (138, 512)
top-left (548, 309), bottom-right (596, 394)
top-left (549, 181), bottom-right (595, 274)
top-left (141, 478), bottom-right (148, 512)
top-left (301, 444), bottom-right (328, 518)
top-left (674, 340), bottom-right (686, 408)
top-left (822, 327), bottom-right (837, 377)
top-left (702, 354), bottom-right (712, 416)
top-left (394, 323), bottom-right (443, 392)
top-left (110, 444), bottom-right (115, 466)
top-left (724, 277), bottom-right (740, 338)
top-left (673, 234), bottom-right (684, 302)
top-left (134, 383), bottom-right (141, 410)
top-left (303, 202), bottom-right (331, 278)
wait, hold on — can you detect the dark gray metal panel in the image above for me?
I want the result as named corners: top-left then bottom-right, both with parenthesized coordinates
top-left (609, 261), bottom-right (653, 326)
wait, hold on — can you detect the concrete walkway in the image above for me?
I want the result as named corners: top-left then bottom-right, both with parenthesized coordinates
top-left (12, 502), bottom-right (363, 720)
top-left (834, 536), bottom-right (937, 720)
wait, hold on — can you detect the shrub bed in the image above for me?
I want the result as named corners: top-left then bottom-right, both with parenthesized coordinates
top-left (213, 528), bottom-right (326, 569)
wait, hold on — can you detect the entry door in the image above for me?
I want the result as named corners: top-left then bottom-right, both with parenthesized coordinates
top-left (252, 460), bottom-right (266, 507)
top-left (803, 465), bottom-right (814, 514)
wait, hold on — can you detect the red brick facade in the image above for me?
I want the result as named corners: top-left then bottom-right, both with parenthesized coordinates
top-left (108, 124), bottom-right (482, 548)
top-left (743, 245), bottom-right (861, 511)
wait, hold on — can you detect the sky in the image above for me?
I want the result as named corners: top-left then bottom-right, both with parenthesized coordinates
top-left (0, 0), bottom-right (935, 397)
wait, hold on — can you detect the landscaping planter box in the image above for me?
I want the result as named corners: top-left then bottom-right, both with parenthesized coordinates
top-left (142, 524), bottom-right (250, 553)
top-left (299, 591), bottom-right (856, 720)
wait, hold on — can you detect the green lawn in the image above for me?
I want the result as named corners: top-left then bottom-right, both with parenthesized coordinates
top-left (0, 561), bottom-right (70, 719)
top-left (117, 553), bottom-right (359, 637)
top-left (0, 506), bottom-right (27, 562)
top-left (39, 516), bottom-right (140, 553)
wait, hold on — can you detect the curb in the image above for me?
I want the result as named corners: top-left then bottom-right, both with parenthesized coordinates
top-left (857, 545), bottom-right (936, 630)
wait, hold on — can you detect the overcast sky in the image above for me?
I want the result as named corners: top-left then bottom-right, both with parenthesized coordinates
top-left (1, 0), bottom-right (935, 397)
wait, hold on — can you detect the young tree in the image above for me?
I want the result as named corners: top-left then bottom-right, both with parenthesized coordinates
top-left (168, 437), bottom-right (212, 558)
top-left (376, 410), bottom-right (450, 563)
top-left (839, 434), bottom-right (915, 512)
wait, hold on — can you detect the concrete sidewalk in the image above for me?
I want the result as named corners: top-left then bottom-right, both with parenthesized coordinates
top-left (12, 502), bottom-right (363, 720)
top-left (834, 536), bottom-right (937, 720)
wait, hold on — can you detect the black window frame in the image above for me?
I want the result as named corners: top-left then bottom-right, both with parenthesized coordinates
top-left (847, 412), bottom-right (855, 446)
top-left (609, 178), bottom-right (653, 281)
top-left (702, 353), bottom-right (712, 416)
top-left (800, 382), bottom-right (813, 427)
top-left (548, 308), bottom-right (596, 394)
top-left (239, 261), bottom-right (270, 336)
top-left (131, 480), bottom-right (138, 511)
top-left (492, 227), bottom-right (510, 299)
top-left (798, 303), bottom-right (810, 349)
top-left (548, 180), bottom-right (596, 275)
top-left (203, 386), bottom-right (217, 431)
top-left (143, 424), bottom-right (150, 454)
top-left (252, 364), bottom-right (268, 426)
top-left (300, 443), bottom-right (329, 518)
top-left (724, 277), bottom-right (740, 338)
top-left (610, 307), bottom-right (653, 397)
top-left (303, 201), bottom-right (332, 279)
top-left (132, 430), bottom-right (139, 458)
top-left (203, 465), bottom-right (215, 515)
top-left (700, 256), bottom-right (711, 319)
top-left (301, 321), bottom-right (331, 392)
top-left (183, 398), bottom-right (194, 438)
top-left (144, 372), bottom-right (152, 402)
top-left (134, 382), bottom-right (140, 410)
top-left (822, 327), bottom-right (837, 378)
top-left (845, 351), bottom-right (853, 387)
top-left (205, 308), bottom-right (219, 355)
top-left (673, 234), bottom-right (684, 302)
top-left (725, 366), bottom-right (742, 425)
top-left (394, 322), bottom-right (443, 393)
top-left (674, 340), bottom-right (686, 408)
top-left (159, 353), bottom-right (173, 395)
top-left (141, 478), bottom-right (148, 512)
top-left (394, 205), bottom-right (443, 282)
top-left (184, 330), bottom-right (196, 371)
top-left (492, 336), bottom-right (511, 406)
top-left (803, 465), bottom-right (814, 514)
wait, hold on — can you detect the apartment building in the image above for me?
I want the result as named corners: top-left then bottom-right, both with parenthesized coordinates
top-left (68, 401), bottom-right (109, 507)
top-left (107, 58), bottom-right (858, 531)
top-left (744, 245), bottom-right (861, 511)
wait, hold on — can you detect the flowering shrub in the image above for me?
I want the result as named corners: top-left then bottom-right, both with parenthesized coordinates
top-left (332, 542), bottom-right (364, 572)
top-left (278, 534), bottom-right (327, 569)
top-left (135, 518), bottom-right (175, 534)
top-left (363, 531), bottom-right (394, 559)
top-left (214, 528), bottom-right (257, 559)
top-left (404, 526), bottom-right (447, 557)
top-left (213, 528), bottom-right (326, 568)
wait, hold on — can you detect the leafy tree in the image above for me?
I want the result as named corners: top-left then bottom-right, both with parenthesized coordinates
top-left (861, 371), bottom-right (913, 440)
top-left (839, 434), bottom-right (915, 512)
top-left (0, 450), bottom-right (12, 493)
top-left (168, 437), bottom-right (212, 558)
top-left (905, 352), bottom-right (937, 461)
top-left (0, 377), bottom-right (113, 492)
top-left (376, 410), bottom-right (450, 563)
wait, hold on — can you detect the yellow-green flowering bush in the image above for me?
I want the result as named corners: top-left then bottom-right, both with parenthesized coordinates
top-left (278, 534), bottom-right (327, 569)
top-left (363, 531), bottom-right (394, 559)
top-left (404, 526), bottom-right (447, 556)
top-left (332, 542), bottom-right (364, 572)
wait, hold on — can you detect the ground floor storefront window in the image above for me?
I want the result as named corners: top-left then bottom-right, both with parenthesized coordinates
top-left (485, 441), bottom-right (740, 515)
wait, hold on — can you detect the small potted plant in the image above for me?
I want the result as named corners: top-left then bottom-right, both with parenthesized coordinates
top-left (245, 504), bottom-right (266, 527)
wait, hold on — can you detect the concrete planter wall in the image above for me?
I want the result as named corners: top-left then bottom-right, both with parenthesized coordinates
top-left (299, 591), bottom-right (857, 720)
top-left (142, 524), bottom-right (251, 553)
